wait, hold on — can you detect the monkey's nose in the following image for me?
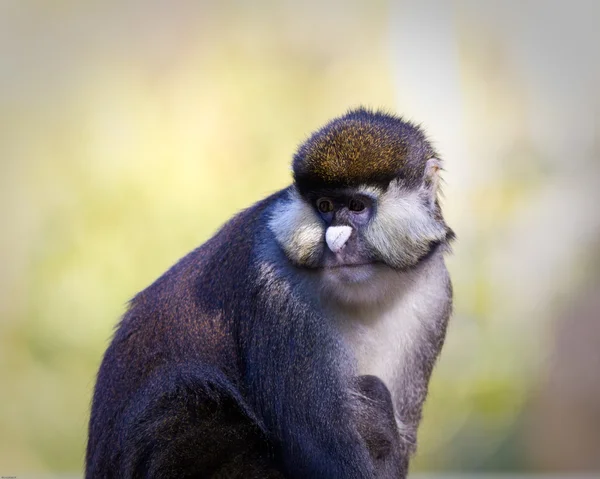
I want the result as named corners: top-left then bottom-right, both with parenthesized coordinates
top-left (325, 226), bottom-right (352, 254)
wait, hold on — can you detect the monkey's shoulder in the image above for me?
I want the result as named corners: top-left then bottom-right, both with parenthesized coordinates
top-left (100, 189), bottom-right (294, 387)
top-left (116, 188), bottom-right (291, 332)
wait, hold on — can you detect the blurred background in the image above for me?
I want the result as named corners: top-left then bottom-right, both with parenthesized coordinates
top-left (1, 0), bottom-right (599, 476)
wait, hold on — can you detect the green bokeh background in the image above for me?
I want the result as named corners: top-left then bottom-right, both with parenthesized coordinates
top-left (1, 0), bottom-right (599, 475)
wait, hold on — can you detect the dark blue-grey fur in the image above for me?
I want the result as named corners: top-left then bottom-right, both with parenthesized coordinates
top-left (86, 189), bottom-right (377, 478)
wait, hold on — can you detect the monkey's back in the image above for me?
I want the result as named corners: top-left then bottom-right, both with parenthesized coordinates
top-left (86, 190), bottom-right (287, 476)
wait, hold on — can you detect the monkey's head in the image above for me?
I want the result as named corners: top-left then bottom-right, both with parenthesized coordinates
top-left (270, 108), bottom-right (453, 305)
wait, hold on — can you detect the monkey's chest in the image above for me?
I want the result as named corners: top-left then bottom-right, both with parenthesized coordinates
top-left (340, 302), bottom-right (423, 393)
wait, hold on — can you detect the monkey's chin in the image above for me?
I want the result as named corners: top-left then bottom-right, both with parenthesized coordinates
top-left (320, 263), bottom-right (400, 307)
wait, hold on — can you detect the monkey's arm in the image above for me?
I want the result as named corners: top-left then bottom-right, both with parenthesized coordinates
top-left (242, 272), bottom-right (375, 479)
top-left (390, 254), bottom-right (453, 468)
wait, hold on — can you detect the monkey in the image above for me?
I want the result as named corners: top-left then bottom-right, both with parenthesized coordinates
top-left (86, 107), bottom-right (454, 478)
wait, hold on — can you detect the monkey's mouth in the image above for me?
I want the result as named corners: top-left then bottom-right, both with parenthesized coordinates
top-left (326, 262), bottom-right (374, 269)
top-left (322, 253), bottom-right (379, 270)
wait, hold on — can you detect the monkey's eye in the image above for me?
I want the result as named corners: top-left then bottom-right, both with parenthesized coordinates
top-left (348, 198), bottom-right (366, 212)
top-left (317, 198), bottom-right (334, 214)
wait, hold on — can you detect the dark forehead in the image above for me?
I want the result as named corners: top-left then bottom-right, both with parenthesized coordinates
top-left (292, 109), bottom-right (436, 193)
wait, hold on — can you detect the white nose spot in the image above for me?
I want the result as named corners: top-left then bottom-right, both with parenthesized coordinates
top-left (325, 226), bottom-right (352, 253)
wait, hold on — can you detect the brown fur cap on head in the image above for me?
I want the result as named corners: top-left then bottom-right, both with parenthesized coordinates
top-left (292, 108), bottom-right (437, 194)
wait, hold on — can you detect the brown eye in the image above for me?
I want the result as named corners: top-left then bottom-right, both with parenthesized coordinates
top-left (348, 198), bottom-right (366, 212)
top-left (317, 198), bottom-right (334, 213)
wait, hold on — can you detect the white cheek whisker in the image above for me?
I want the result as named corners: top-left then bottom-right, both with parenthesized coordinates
top-left (268, 189), bottom-right (324, 266)
top-left (364, 182), bottom-right (446, 269)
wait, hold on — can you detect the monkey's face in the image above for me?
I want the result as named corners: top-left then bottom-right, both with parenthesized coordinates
top-left (270, 109), bottom-right (453, 305)
top-left (269, 176), bottom-right (449, 305)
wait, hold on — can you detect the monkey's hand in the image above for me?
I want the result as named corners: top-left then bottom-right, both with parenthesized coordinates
top-left (352, 375), bottom-right (407, 478)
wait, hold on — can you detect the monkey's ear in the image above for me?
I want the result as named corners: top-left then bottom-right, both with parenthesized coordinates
top-left (421, 158), bottom-right (443, 208)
